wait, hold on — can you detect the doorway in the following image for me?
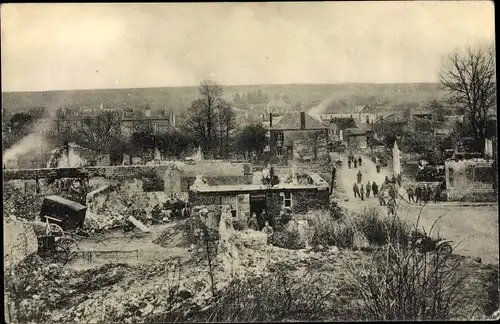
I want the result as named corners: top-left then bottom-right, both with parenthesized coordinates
top-left (250, 193), bottom-right (267, 229)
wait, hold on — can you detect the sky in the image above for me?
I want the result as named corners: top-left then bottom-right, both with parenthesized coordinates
top-left (1, 2), bottom-right (495, 92)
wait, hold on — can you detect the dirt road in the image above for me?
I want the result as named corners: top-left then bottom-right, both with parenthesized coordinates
top-left (334, 152), bottom-right (499, 265)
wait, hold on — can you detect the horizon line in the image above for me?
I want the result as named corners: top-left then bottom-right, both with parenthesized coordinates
top-left (2, 81), bottom-right (441, 94)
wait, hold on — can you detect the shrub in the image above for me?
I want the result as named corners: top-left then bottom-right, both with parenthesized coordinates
top-left (346, 243), bottom-right (471, 320)
top-left (141, 169), bottom-right (165, 192)
top-left (346, 206), bottom-right (471, 320)
top-left (201, 262), bottom-right (336, 322)
top-left (269, 227), bottom-right (305, 250)
top-left (232, 219), bottom-right (246, 231)
top-left (308, 212), bottom-right (355, 249)
top-left (354, 207), bottom-right (413, 248)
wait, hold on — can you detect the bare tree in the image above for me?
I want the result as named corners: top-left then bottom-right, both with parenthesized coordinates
top-left (185, 80), bottom-right (225, 158)
top-left (439, 44), bottom-right (496, 152)
top-left (216, 100), bottom-right (236, 159)
top-left (75, 111), bottom-right (123, 161)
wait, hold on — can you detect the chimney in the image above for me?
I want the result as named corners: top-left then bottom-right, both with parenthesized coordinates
top-left (269, 113), bottom-right (273, 128)
top-left (300, 112), bottom-right (306, 130)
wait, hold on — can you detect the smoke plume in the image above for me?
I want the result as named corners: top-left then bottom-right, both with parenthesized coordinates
top-left (3, 106), bottom-right (59, 168)
top-left (308, 95), bottom-right (335, 121)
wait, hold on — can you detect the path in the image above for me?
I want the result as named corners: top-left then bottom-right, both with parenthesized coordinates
top-left (333, 152), bottom-right (499, 265)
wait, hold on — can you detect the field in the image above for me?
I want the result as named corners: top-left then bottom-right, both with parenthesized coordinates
top-left (2, 82), bottom-right (446, 114)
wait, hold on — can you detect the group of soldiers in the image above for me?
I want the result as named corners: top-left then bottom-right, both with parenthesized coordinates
top-left (406, 182), bottom-right (443, 204)
top-left (347, 154), bottom-right (363, 169)
top-left (352, 170), bottom-right (401, 216)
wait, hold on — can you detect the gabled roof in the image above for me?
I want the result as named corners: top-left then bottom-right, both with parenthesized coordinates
top-left (271, 111), bottom-right (326, 130)
top-left (330, 117), bottom-right (357, 129)
top-left (267, 99), bottom-right (289, 109)
top-left (360, 105), bottom-right (377, 114)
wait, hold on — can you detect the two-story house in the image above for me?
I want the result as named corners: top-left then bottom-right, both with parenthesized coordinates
top-left (268, 111), bottom-right (327, 165)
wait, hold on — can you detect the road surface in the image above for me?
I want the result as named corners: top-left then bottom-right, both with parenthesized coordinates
top-left (333, 152), bottom-right (499, 265)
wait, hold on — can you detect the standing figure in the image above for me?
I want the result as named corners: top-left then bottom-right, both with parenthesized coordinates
top-left (372, 181), bottom-right (379, 197)
top-left (421, 185), bottom-right (429, 204)
top-left (384, 176), bottom-right (390, 184)
top-left (360, 184), bottom-right (365, 201)
top-left (358, 156), bottom-right (362, 166)
top-left (366, 181), bottom-right (371, 198)
top-left (354, 159), bottom-right (358, 168)
top-left (357, 170), bottom-right (363, 184)
top-left (261, 221), bottom-right (274, 240)
top-left (376, 164), bottom-right (381, 173)
top-left (414, 185), bottom-right (421, 204)
top-left (348, 159), bottom-right (352, 169)
top-left (387, 197), bottom-right (396, 216)
top-left (407, 185), bottom-right (415, 203)
top-left (378, 191), bottom-right (386, 206)
top-left (248, 213), bottom-right (259, 231)
top-left (397, 173), bottom-right (402, 187)
top-left (353, 182), bottom-right (360, 198)
top-left (388, 184), bottom-right (396, 200)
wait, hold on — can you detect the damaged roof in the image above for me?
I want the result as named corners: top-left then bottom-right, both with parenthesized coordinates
top-left (271, 111), bottom-right (326, 130)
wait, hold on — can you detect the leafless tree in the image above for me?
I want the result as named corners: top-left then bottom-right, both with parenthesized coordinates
top-left (439, 44), bottom-right (496, 152)
top-left (185, 80), bottom-right (229, 158)
top-left (76, 111), bottom-right (123, 160)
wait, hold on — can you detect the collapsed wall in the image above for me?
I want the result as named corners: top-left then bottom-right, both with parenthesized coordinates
top-left (4, 219), bottom-right (38, 270)
top-left (445, 159), bottom-right (496, 201)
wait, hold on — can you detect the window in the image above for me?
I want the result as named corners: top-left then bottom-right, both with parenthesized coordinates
top-left (275, 132), bottom-right (284, 141)
top-left (283, 191), bottom-right (292, 208)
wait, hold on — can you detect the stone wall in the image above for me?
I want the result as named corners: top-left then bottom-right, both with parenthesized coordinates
top-left (445, 159), bottom-right (496, 201)
top-left (4, 219), bottom-right (38, 270)
top-left (190, 188), bottom-right (330, 223)
top-left (3, 162), bottom-right (251, 181)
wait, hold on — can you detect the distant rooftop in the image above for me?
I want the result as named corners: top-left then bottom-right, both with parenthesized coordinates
top-left (271, 111), bottom-right (326, 130)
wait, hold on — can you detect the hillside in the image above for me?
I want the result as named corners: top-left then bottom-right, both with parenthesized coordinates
top-left (1, 83), bottom-right (446, 114)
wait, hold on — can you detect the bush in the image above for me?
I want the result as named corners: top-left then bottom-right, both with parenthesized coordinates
top-left (346, 243), bottom-right (471, 320)
top-left (308, 212), bottom-right (355, 249)
top-left (354, 207), bottom-right (413, 248)
top-left (232, 219), bottom-right (246, 231)
top-left (202, 262), bottom-right (336, 322)
top-left (141, 169), bottom-right (165, 192)
top-left (269, 227), bottom-right (305, 250)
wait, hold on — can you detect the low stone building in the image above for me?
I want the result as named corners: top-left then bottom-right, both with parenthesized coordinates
top-left (189, 172), bottom-right (330, 225)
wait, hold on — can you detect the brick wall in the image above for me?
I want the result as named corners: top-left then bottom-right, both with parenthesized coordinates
top-left (4, 220), bottom-right (38, 270)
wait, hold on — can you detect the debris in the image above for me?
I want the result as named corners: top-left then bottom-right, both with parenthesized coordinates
top-left (127, 216), bottom-right (151, 233)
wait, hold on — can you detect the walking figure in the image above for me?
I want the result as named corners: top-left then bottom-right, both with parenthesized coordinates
top-left (388, 184), bottom-right (396, 200)
top-left (372, 181), bottom-right (379, 197)
top-left (415, 185), bottom-right (422, 204)
top-left (358, 156), bottom-right (362, 166)
top-left (360, 184), bottom-right (365, 201)
top-left (387, 197), bottom-right (396, 216)
top-left (421, 185), bottom-right (428, 204)
top-left (407, 185), bottom-right (415, 203)
top-left (357, 170), bottom-right (362, 184)
top-left (353, 182), bottom-right (360, 198)
top-left (378, 191), bottom-right (386, 206)
top-left (366, 181), bottom-right (371, 198)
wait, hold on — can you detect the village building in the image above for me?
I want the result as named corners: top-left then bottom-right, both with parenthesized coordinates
top-left (357, 105), bottom-right (378, 124)
top-left (189, 172), bottom-right (330, 224)
top-left (327, 117), bottom-right (357, 142)
top-left (267, 111), bottom-right (327, 165)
